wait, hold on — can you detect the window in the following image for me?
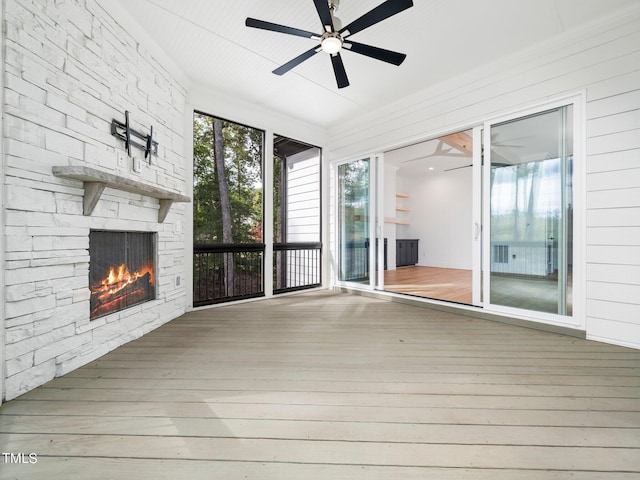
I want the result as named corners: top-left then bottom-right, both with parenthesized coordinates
top-left (192, 112), bottom-right (265, 305)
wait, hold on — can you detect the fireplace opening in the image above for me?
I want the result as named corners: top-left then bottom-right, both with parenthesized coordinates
top-left (89, 231), bottom-right (156, 320)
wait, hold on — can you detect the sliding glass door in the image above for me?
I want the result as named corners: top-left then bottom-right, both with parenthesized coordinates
top-left (337, 157), bottom-right (376, 287)
top-left (333, 100), bottom-right (578, 325)
top-left (484, 103), bottom-right (574, 317)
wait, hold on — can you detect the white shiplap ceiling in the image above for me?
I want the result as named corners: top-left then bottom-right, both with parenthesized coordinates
top-left (114, 0), bottom-right (638, 129)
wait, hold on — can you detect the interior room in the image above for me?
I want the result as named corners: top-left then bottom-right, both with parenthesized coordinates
top-left (384, 131), bottom-right (474, 304)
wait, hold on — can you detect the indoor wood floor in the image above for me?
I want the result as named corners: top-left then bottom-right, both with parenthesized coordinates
top-left (384, 266), bottom-right (473, 304)
top-left (1, 290), bottom-right (639, 479)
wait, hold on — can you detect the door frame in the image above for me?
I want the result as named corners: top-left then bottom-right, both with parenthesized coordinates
top-left (375, 153), bottom-right (385, 291)
top-left (333, 154), bottom-right (380, 290)
top-left (481, 94), bottom-right (584, 328)
top-left (472, 127), bottom-right (483, 306)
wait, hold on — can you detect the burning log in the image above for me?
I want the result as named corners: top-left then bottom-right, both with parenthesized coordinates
top-left (90, 271), bottom-right (154, 320)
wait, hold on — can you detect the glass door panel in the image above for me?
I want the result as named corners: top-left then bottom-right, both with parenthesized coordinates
top-left (338, 159), bottom-right (371, 285)
top-left (486, 105), bottom-right (573, 316)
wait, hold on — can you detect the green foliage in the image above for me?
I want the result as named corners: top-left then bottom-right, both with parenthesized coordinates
top-left (193, 113), bottom-right (263, 244)
top-left (273, 156), bottom-right (283, 242)
top-left (340, 159), bottom-right (369, 205)
top-left (338, 160), bottom-right (370, 242)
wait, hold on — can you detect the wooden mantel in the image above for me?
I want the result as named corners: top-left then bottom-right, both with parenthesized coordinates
top-left (52, 166), bottom-right (190, 223)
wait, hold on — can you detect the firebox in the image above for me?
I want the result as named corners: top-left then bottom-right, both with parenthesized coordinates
top-left (89, 231), bottom-right (156, 320)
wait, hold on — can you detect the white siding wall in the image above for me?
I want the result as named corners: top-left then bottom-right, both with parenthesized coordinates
top-left (284, 150), bottom-right (321, 288)
top-left (286, 150), bottom-right (321, 243)
top-left (2, 0), bottom-right (189, 399)
top-left (327, 8), bottom-right (640, 348)
top-left (584, 82), bottom-right (640, 347)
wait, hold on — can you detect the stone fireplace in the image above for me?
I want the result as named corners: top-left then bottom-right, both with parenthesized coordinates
top-left (89, 231), bottom-right (156, 320)
top-left (1, 0), bottom-right (192, 401)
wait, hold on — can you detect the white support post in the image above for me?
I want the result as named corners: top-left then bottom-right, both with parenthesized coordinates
top-left (264, 131), bottom-right (275, 298)
top-left (0, 0), bottom-right (5, 405)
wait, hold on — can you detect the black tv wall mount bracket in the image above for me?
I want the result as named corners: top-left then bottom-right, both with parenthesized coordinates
top-left (111, 110), bottom-right (158, 160)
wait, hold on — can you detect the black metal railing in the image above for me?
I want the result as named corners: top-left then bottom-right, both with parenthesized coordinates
top-left (273, 242), bottom-right (322, 294)
top-left (341, 238), bottom-right (387, 282)
top-left (342, 240), bottom-right (369, 282)
top-left (490, 240), bottom-right (557, 276)
top-left (193, 243), bottom-right (265, 307)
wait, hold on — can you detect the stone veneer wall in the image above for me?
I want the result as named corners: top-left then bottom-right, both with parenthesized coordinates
top-left (2, 0), bottom-right (189, 400)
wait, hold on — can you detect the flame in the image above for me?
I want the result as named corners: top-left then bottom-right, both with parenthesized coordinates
top-left (92, 262), bottom-right (154, 297)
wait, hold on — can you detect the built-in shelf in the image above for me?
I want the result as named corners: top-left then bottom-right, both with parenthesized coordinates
top-left (384, 217), bottom-right (410, 225)
top-left (393, 193), bottom-right (410, 225)
top-left (52, 166), bottom-right (191, 223)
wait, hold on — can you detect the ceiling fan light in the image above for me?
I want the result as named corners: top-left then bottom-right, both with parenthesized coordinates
top-left (321, 34), bottom-right (342, 54)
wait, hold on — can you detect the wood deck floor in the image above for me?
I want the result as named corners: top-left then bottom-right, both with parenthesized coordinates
top-left (1, 290), bottom-right (639, 479)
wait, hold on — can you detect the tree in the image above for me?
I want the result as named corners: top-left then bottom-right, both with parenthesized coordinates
top-left (213, 117), bottom-right (235, 295)
top-left (193, 113), bottom-right (263, 244)
top-left (193, 112), bottom-right (264, 300)
top-left (193, 115), bottom-right (219, 243)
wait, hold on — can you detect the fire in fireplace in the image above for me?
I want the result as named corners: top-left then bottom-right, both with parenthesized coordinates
top-left (89, 231), bottom-right (156, 320)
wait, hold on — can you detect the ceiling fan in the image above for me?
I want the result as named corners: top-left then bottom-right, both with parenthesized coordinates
top-left (245, 0), bottom-right (413, 88)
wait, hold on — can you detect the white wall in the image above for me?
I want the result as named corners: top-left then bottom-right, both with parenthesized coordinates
top-left (2, 0), bottom-right (190, 399)
top-left (584, 87), bottom-right (640, 347)
top-left (401, 167), bottom-right (473, 270)
top-left (281, 149), bottom-right (321, 288)
top-left (327, 7), bottom-right (640, 349)
top-left (383, 164), bottom-right (398, 270)
top-left (286, 149), bottom-right (321, 243)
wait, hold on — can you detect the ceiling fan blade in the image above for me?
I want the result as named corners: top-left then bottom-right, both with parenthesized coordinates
top-left (339, 0), bottom-right (413, 37)
top-left (330, 53), bottom-right (349, 88)
top-left (344, 40), bottom-right (406, 66)
top-left (273, 47), bottom-right (321, 76)
top-left (313, 0), bottom-right (334, 32)
top-left (444, 164), bottom-right (472, 172)
top-left (246, 18), bottom-right (318, 39)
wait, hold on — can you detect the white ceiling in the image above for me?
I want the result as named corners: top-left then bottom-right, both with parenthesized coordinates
top-left (115, 0), bottom-right (636, 130)
top-left (385, 130), bottom-right (473, 175)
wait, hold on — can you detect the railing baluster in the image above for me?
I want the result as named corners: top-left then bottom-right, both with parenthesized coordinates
top-left (193, 244), bottom-right (265, 307)
top-left (194, 243), bottom-right (321, 303)
top-left (272, 242), bottom-right (322, 294)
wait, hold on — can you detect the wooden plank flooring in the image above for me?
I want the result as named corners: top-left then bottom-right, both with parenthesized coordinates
top-left (384, 266), bottom-right (472, 304)
top-left (1, 290), bottom-right (639, 479)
